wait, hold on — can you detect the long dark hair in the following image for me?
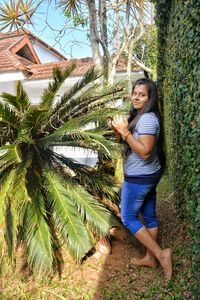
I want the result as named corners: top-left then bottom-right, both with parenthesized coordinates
top-left (127, 78), bottom-right (166, 170)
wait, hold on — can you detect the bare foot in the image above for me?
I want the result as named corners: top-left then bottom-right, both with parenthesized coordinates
top-left (130, 256), bottom-right (157, 267)
top-left (95, 238), bottom-right (111, 255)
top-left (159, 248), bottom-right (173, 280)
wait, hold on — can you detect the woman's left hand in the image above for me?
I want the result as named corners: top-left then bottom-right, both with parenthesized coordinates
top-left (111, 115), bottom-right (129, 137)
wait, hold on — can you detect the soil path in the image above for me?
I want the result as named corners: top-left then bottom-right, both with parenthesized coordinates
top-left (61, 198), bottom-right (189, 300)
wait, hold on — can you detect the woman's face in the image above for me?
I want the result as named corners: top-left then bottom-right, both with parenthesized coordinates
top-left (132, 84), bottom-right (149, 110)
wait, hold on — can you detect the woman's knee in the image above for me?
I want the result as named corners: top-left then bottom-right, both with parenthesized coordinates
top-left (121, 215), bottom-right (143, 235)
top-left (143, 215), bottom-right (159, 229)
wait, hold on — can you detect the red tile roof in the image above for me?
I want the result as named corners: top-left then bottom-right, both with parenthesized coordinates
top-left (27, 58), bottom-right (93, 80)
top-left (0, 29), bottom-right (66, 60)
top-left (0, 30), bottom-right (141, 80)
top-left (27, 57), bottom-right (141, 80)
top-left (0, 34), bottom-right (37, 72)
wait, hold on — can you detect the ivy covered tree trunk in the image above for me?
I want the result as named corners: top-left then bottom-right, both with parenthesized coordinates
top-left (152, 0), bottom-right (200, 296)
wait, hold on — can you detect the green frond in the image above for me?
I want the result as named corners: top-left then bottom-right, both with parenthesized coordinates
top-left (16, 81), bottom-right (30, 111)
top-left (0, 169), bottom-right (17, 262)
top-left (39, 64), bottom-right (76, 110)
top-left (38, 109), bottom-right (120, 158)
top-left (0, 144), bottom-right (22, 172)
top-left (0, 101), bottom-right (19, 129)
top-left (71, 130), bottom-right (120, 158)
top-left (73, 167), bottom-right (120, 203)
top-left (69, 86), bottom-right (125, 120)
top-left (16, 108), bottom-right (44, 144)
top-left (39, 129), bottom-right (120, 159)
top-left (17, 106), bottom-right (48, 138)
top-left (4, 167), bottom-right (31, 261)
top-left (47, 84), bottom-right (124, 132)
top-left (11, 159), bottom-right (32, 226)
top-left (0, 169), bottom-right (16, 221)
top-left (52, 66), bottom-right (101, 115)
top-left (67, 80), bottom-right (126, 115)
top-left (45, 170), bottom-right (119, 238)
top-left (1, 81), bottom-right (30, 112)
top-left (5, 199), bottom-right (16, 260)
top-left (63, 178), bottom-right (120, 236)
top-left (44, 170), bottom-right (93, 260)
top-left (23, 191), bottom-right (53, 275)
top-left (1, 93), bottom-right (20, 110)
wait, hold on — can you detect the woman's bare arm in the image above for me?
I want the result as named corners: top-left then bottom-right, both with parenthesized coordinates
top-left (111, 115), bottom-right (155, 159)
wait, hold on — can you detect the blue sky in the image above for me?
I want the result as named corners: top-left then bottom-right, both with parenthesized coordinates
top-left (30, 2), bottom-right (91, 58)
top-left (0, 0), bottom-right (91, 58)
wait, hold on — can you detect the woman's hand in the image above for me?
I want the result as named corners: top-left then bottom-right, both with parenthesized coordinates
top-left (111, 115), bottom-right (130, 139)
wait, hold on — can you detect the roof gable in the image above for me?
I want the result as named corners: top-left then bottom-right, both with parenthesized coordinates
top-left (0, 29), bottom-right (66, 60)
top-left (8, 35), bottom-right (40, 64)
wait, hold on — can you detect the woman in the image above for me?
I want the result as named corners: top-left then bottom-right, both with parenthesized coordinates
top-left (111, 78), bottom-right (173, 280)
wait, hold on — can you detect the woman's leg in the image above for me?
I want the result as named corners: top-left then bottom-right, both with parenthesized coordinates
top-left (131, 187), bottom-right (158, 266)
top-left (131, 227), bottom-right (158, 267)
top-left (121, 181), bottom-right (151, 235)
top-left (121, 182), bottom-right (172, 280)
top-left (134, 227), bottom-right (172, 280)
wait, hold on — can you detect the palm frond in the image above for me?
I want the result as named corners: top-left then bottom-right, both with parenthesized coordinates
top-left (0, 101), bottom-right (19, 129)
top-left (0, 144), bottom-right (22, 172)
top-left (3, 160), bottom-right (31, 261)
top-left (52, 66), bottom-right (101, 115)
top-left (5, 199), bottom-right (16, 260)
top-left (45, 83), bottom-right (125, 133)
top-left (23, 189), bottom-right (53, 275)
top-left (45, 170), bottom-right (119, 237)
top-left (1, 82), bottom-right (29, 112)
top-left (0, 168), bottom-right (17, 261)
top-left (20, 107), bottom-right (47, 137)
top-left (72, 167), bottom-right (120, 203)
top-left (0, 0), bottom-right (24, 31)
top-left (57, 0), bottom-right (82, 15)
top-left (38, 106), bottom-right (121, 157)
top-left (39, 128), bottom-right (120, 159)
top-left (11, 158), bottom-right (32, 226)
top-left (16, 81), bottom-right (30, 111)
top-left (1, 93), bottom-right (21, 111)
top-left (39, 64), bottom-right (76, 111)
top-left (44, 170), bottom-right (93, 260)
top-left (0, 169), bottom-right (16, 220)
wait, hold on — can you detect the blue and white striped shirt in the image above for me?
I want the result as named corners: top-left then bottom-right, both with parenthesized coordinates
top-left (123, 112), bottom-right (161, 177)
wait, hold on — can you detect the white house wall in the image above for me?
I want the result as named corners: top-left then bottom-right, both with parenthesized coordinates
top-left (32, 42), bottom-right (62, 63)
top-left (0, 71), bottom-right (25, 83)
top-left (0, 80), bottom-right (19, 95)
top-left (23, 76), bottom-right (82, 105)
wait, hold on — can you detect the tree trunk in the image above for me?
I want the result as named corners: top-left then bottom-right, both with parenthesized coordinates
top-left (86, 0), bottom-right (102, 70)
top-left (99, 0), bottom-right (108, 83)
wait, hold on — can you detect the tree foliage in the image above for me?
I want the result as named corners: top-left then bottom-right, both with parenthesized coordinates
top-left (134, 24), bottom-right (158, 78)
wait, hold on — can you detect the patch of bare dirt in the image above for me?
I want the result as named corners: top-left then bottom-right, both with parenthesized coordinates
top-left (62, 198), bottom-right (191, 299)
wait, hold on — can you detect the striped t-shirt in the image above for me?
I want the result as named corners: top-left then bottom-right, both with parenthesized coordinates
top-left (123, 112), bottom-right (161, 177)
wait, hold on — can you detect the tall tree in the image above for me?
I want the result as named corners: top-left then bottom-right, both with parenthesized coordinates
top-left (0, 0), bottom-right (153, 85)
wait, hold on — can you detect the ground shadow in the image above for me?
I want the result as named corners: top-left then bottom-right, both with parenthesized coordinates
top-left (91, 198), bottom-right (185, 300)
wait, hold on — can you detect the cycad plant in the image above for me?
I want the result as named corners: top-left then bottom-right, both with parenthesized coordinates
top-left (0, 64), bottom-right (125, 275)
